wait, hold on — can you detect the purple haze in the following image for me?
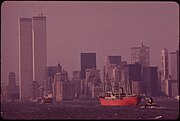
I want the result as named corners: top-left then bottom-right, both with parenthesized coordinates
top-left (1, 1), bottom-right (179, 85)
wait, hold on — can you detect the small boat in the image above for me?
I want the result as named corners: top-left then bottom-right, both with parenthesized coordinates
top-left (98, 88), bottom-right (142, 106)
top-left (175, 95), bottom-right (179, 100)
top-left (43, 94), bottom-right (53, 103)
top-left (140, 97), bottom-right (159, 109)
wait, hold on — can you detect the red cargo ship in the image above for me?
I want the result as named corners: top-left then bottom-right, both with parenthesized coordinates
top-left (98, 66), bottom-right (142, 106)
top-left (98, 88), bottom-right (142, 106)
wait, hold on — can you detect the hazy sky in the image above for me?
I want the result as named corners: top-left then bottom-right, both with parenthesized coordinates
top-left (1, 1), bottom-right (179, 85)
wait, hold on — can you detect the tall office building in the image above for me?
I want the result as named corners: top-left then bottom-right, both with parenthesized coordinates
top-left (80, 53), bottom-right (96, 79)
top-left (19, 14), bottom-right (47, 100)
top-left (128, 63), bottom-right (141, 82)
top-left (161, 48), bottom-right (169, 80)
top-left (85, 68), bottom-right (102, 99)
top-left (128, 63), bottom-right (141, 94)
top-left (19, 18), bottom-right (33, 100)
top-left (161, 48), bottom-right (169, 95)
top-left (170, 51), bottom-right (178, 80)
top-left (32, 15), bottom-right (47, 86)
top-left (105, 56), bottom-right (122, 92)
top-left (45, 66), bottom-right (57, 95)
top-left (142, 67), bottom-right (159, 96)
top-left (169, 50), bottom-right (179, 96)
top-left (131, 42), bottom-right (150, 69)
top-left (105, 56), bottom-right (122, 69)
top-left (46, 66), bottom-right (57, 79)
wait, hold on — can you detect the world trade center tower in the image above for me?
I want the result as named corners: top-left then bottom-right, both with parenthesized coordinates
top-left (32, 15), bottom-right (47, 87)
top-left (19, 18), bottom-right (33, 100)
top-left (19, 14), bottom-right (47, 100)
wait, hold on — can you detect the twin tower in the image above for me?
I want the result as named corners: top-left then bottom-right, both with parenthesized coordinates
top-left (19, 14), bottom-right (47, 100)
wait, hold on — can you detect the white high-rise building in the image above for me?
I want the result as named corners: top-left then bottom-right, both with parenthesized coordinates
top-left (161, 48), bottom-right (169, 80)
top-left (161, 48), bottom-right (169, 94)
top-left (19, 18), bottom-right (33, 100)
top-left (32, 15), bottom-right (47, 86)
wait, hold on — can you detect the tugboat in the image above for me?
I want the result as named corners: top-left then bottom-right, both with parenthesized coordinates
top-left (43, 94), bottom-right (53, 103)
top-left (175, 95), bottom-right (179, 100)
top-left (140, 97), bottom-right (159, 109)
top-left (98, 87), bottom-right (142, 106)
top-left (145, 98), bottom-right (157, 107)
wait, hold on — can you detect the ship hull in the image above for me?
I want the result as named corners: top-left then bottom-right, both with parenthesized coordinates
top-left (98, 96), bottom-right (142, 106)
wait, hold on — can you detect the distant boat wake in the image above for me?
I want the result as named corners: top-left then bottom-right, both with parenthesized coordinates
top-left (138, 115), bottom-right (163, 120)
top-left (140, 105), bottom-right (179, 110)
top-left (154, 115), bottom-right (163, 119)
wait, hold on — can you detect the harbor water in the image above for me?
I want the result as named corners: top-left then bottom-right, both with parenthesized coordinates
top-left (1, 97), bottom-right (179, 120)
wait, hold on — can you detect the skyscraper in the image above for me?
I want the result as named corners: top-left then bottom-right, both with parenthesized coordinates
top-left (161, 48), bottom-right (169, 80)
top-left (128, 63), bottom-right (141, 94)
top-left (161, 48), bottom-right (169, 95)
top-left (19, 18), bottom-right (33, 100)
top-left (128, 63), bottom-right (141, 82)
top-left (170, 51), bottom-right (178, 80)
top-left (19, 14), bottom-right (47, 100)
top-left (142, 67), bottom-right (159, 97)
top-left (169, 50), bottom-right (179, 96)
top-left (131, 42), bottom-right (150, 69)
top-left (32, 14), bottom-right (47, 86)
top-left (105, 56), bottom-right (122, 92)
top-left (45, 66), bottom-right (57, 95)
top-left (105, 56), bottom-right (122, 69)
top-left (80, 53), bottom-right (96, 79)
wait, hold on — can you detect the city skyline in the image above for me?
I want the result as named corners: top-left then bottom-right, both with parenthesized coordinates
top-left (1, 1), bottom-right (179, 85)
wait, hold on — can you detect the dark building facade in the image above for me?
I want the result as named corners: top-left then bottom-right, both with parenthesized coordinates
top-left (105, 56), bottom-right (122, 69)
top-left (128, 63), bottom-right (141, 82)
top-left (127, 64), bottom-right (141, 94)
top-left (108, 56), bottom-right (121, 65)
top-left (81, 53), bottom-right (96, 79)
top-left (46, 66), bottom-right (57, 78)
top-left (142, 67), bottom-right (159, 97)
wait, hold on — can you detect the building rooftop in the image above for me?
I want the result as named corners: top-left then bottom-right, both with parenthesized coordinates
top-left (108, 56), bottom-right (121, 65)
